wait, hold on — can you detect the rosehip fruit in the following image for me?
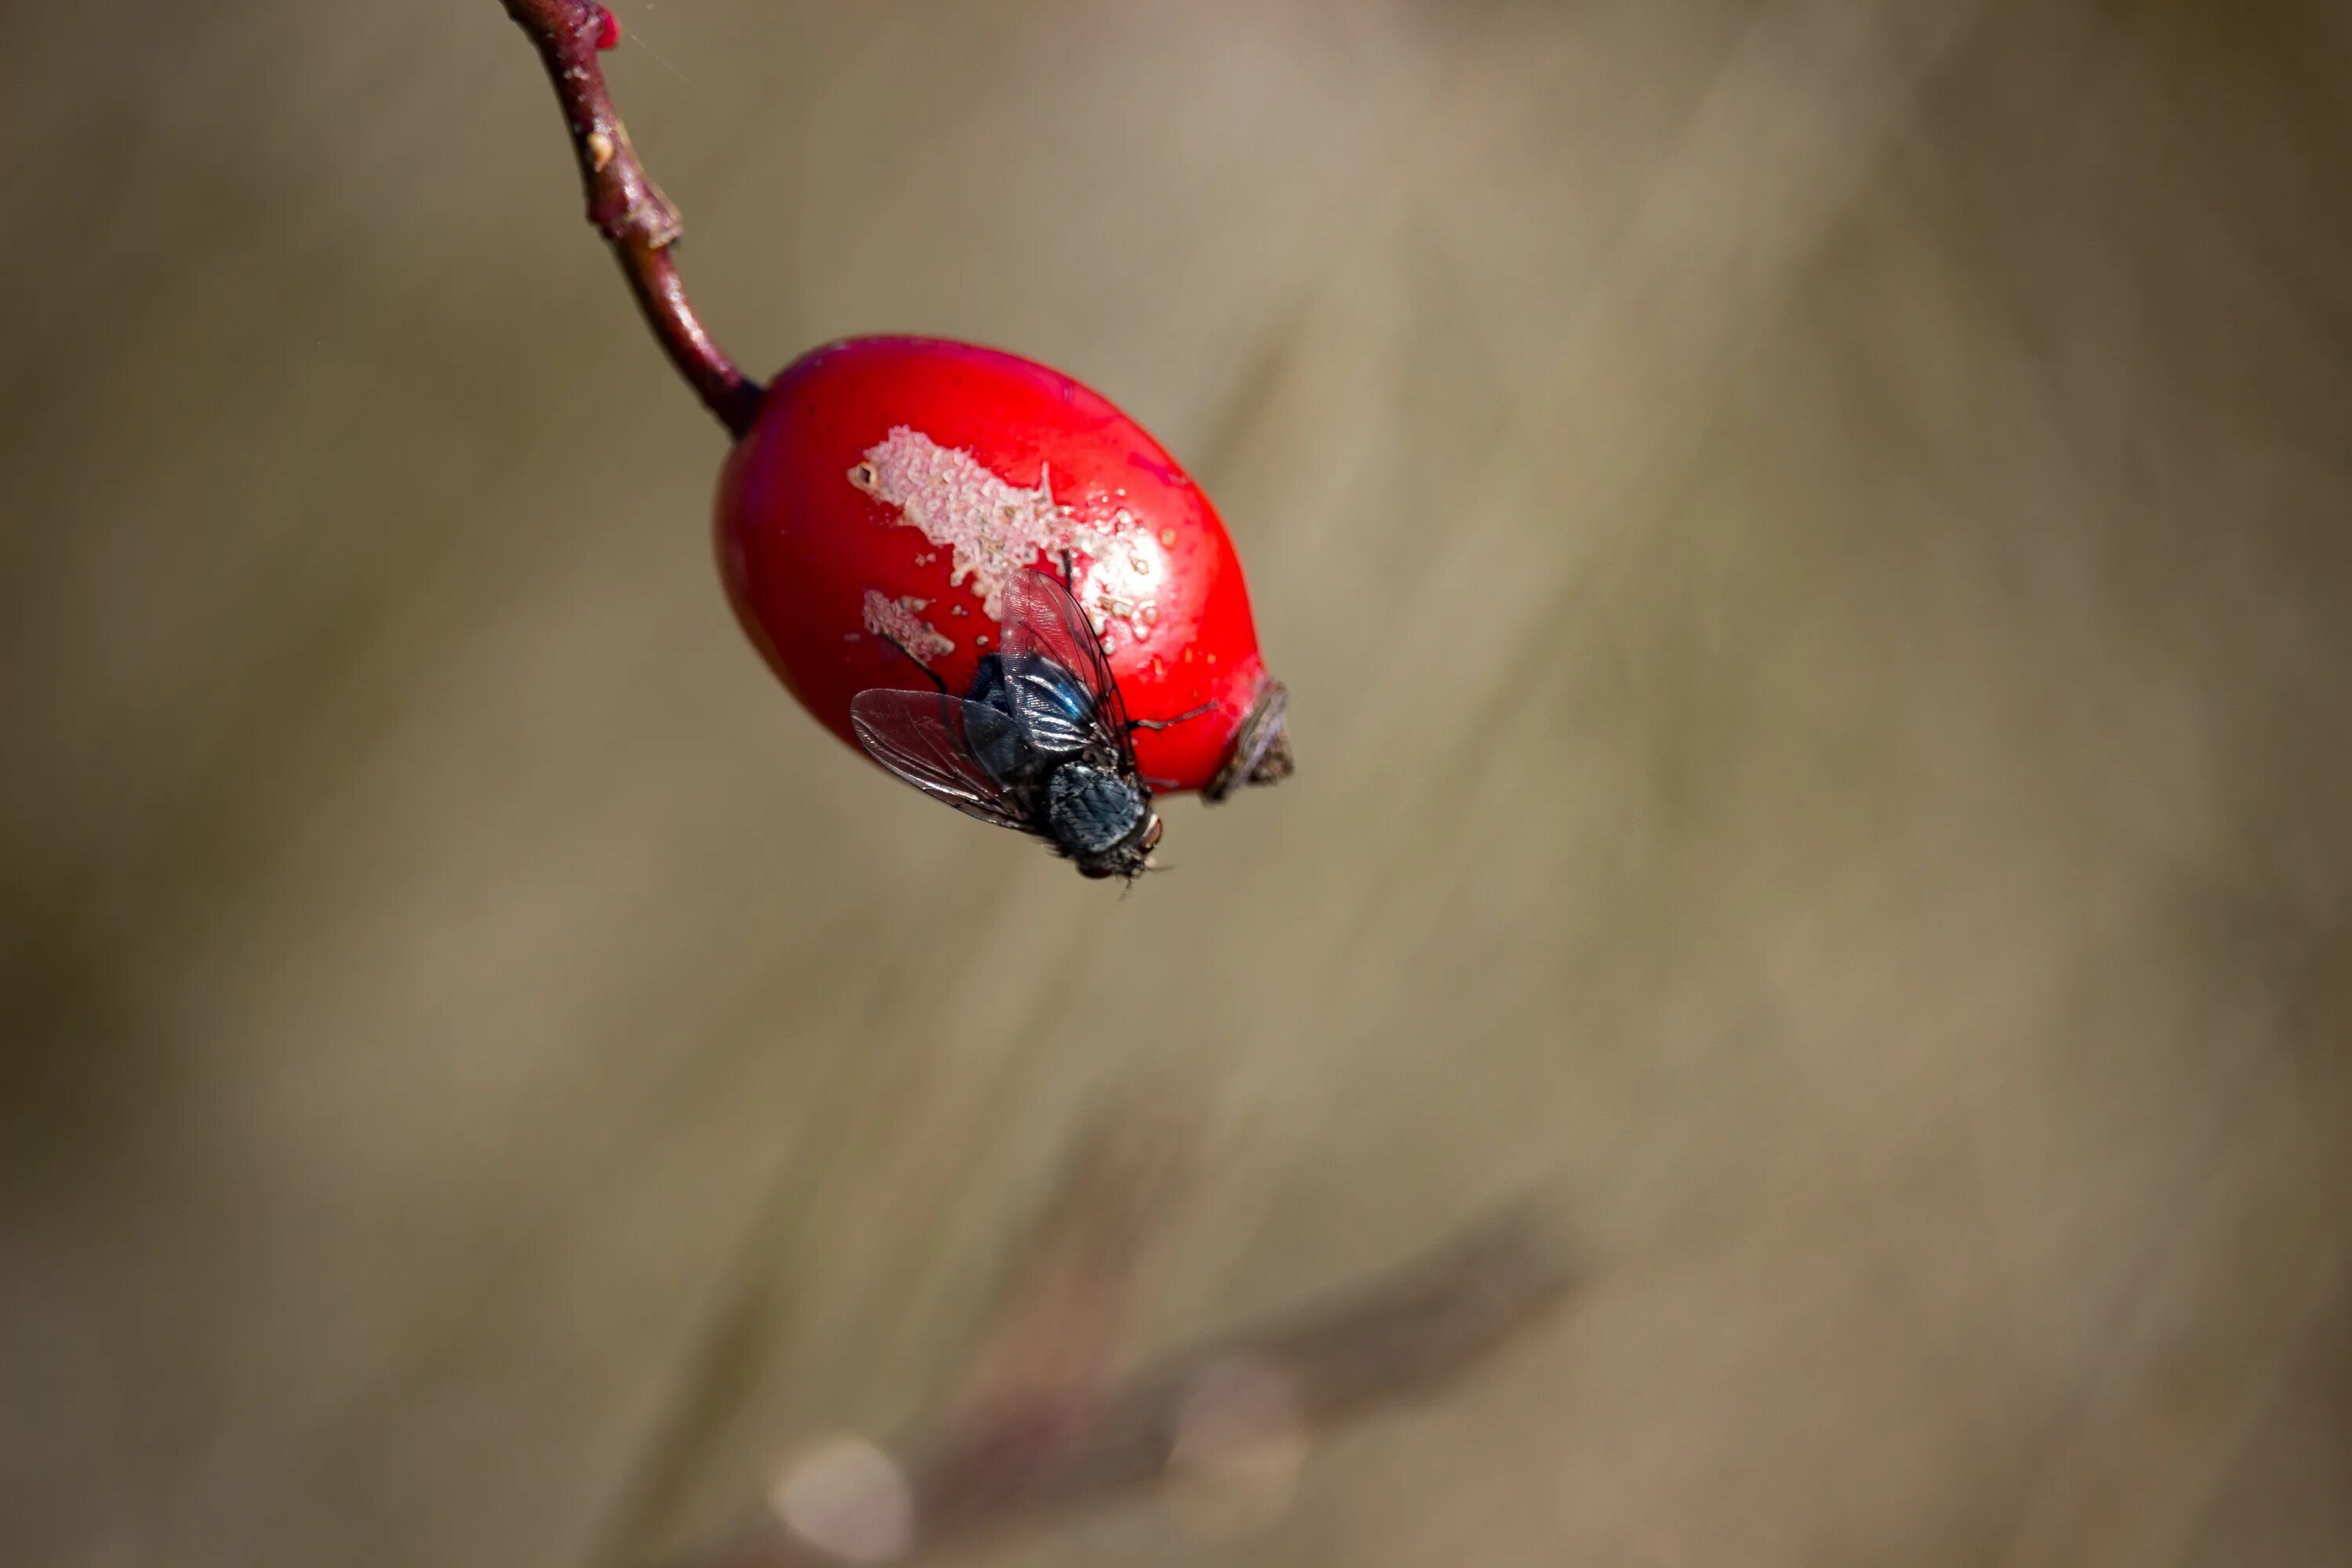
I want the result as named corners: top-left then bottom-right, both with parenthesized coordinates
top-left (715, 336), bottom-right (1291, 800)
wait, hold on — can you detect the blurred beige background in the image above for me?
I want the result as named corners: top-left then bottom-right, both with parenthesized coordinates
top-left (5, 1), bottom-right (2350, 1564)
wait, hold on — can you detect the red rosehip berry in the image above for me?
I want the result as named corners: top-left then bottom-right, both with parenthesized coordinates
top-left (715, 336), bottom-right (1292, 800)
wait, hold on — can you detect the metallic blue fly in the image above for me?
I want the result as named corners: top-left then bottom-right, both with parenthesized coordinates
top-left (851, 565), bottom-right (1204, 881)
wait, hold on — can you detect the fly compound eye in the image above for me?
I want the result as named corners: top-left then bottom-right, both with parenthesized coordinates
top-left (1141, 815), bottom-right (1163, 853)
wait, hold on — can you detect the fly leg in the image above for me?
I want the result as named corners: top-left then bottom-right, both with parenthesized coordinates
top-left (1128, 702), bottom-right (1214, 734)
top-left (877, 634), bottom-right (949, 695)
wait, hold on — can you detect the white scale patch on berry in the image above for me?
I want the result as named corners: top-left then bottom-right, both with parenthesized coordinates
top-left (861, 590), bottom-right (954, 665)
top-left (847, 426), bottom-right (1160, 641)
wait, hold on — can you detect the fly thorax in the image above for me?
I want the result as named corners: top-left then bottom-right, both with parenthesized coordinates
top-left (1043, 764), bottom-right (1147, 857)
top-left (970, 652), bottom-right (1095, 768)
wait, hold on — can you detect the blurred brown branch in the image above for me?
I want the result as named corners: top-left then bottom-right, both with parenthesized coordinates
top-left (495, 0), bottom-right (763, 437)
top-left (684, 1094), bottom-right (1572, 1567)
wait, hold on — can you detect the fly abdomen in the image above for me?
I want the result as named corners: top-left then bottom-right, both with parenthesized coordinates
top-left (1043, 763), bottom-right (1148, 858)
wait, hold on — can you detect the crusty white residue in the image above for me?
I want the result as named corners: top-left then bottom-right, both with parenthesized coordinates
top-left (848, 426), bottom-right (1148, 627)
top-left (861, 590), bottom-right (954, 665)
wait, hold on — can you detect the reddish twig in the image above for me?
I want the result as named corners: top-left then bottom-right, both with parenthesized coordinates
top-left (495, 0), bottom-right (764, 437)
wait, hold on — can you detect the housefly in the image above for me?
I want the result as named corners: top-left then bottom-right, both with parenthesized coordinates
top-left (851, 564), bottom-right (1205, 882)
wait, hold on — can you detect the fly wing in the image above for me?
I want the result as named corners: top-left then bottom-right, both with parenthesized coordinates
top-left (850, 689), bottom-right (1033, 832)
top-left (996, 566), bottom-right (1135, 746)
